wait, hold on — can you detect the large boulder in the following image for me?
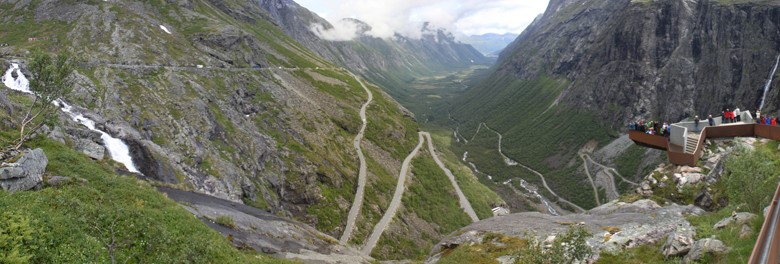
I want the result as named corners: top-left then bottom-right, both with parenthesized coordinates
top-left (694, 189), bottom-right (713, 210)
top-left (74, 138), bottom-right (105, 160)
top-left (662, 225), bottom-right (695, 258)
top-left (0, 148), bottom-right (47, 192)
top-left (683, 238), bottom-right (728, 263)
top-left (47, 126), bottom-right (67, 143)
top-left (713, 212), bottom-right (757, 230)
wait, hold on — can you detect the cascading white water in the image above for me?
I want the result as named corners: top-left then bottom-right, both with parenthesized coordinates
top-left (518, 179), bottom-right (559, 216)
top-left (2, 64), bottom-right (30, 93)
top-left (759, 55), bottom-right (780, 111)
top-left (3, 63), bottom-right (140, 173)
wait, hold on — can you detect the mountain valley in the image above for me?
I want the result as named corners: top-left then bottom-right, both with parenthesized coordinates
top-left (1, 0), bottom-right (780, 263)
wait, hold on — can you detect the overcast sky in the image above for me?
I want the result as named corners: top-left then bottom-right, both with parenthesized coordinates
top-left (296, 0), bottom-right (549, 40)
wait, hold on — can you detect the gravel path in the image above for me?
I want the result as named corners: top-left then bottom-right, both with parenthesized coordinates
top-left (340, 72), bottom-right (373, 244)
top-left (361, 132), bottom-right (425, 255)
top-left (422, 132), bottom-right (479, 222)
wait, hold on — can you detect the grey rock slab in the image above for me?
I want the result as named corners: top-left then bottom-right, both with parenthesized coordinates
top-left (157, 187), bottom-right (371, 263)
top-left (683, 238), bottom-right (729, 263)
top-left (662, 225), bottom-right (695, 257)
top-left (46, 176), bottom-right (72, 187)
top-left (429, 200), bottom-right (704, 260)
top-left (47, 126), bottom-right (67, 143)
top-left (75, 138), bottom-right (106, 160)
top-left (739, 224), bottom-right (752, 239)
top-left (0, 148), bottom-right (47, 192)
top-left (713, 212), bottom-right (756, 230)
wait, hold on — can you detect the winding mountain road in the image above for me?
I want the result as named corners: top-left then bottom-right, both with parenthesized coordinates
top-left (472, 122), bottom-right (586, 213)
top-left (582, 153), bottom-right (638, 186)
top-left (339, 72), bottom-right (373, 244)
top-left (361, 132), bottom-right (425, 255)
top-left (579, 154), bottom-right (602, 206)
top-left (422, 132), bottom-right (480, 223)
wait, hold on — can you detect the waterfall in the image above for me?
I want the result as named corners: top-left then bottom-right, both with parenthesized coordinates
top-left (2, 64), bottom-right (30, 93)
top-left (759, 55), bottom-right (780, 111)
top-left (3, 63), bottom-right (140, 173)
top-left (518, 179), bottom-right (559, 216)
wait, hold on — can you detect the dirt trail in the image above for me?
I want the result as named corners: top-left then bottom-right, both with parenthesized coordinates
top-left (340, 72), bottom-right (373, 244)
top-left (422, 132), bottom-right (479, 222)
top-left (361, 132), bottom-right (425, 255)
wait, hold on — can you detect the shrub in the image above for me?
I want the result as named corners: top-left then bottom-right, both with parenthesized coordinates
top-left (723, 147), bottom-right (780, 213)
top-left (515, 225), bottom-right (593, 264)
top-left (0, 211), bottom-right (42, 263)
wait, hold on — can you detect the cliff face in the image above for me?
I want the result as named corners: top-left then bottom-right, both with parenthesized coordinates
top-left (500, 0), bottom-right (780, 125)
top-left (445, 0), bottom-right (780, 211)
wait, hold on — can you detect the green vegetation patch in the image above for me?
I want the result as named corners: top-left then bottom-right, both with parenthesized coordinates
top-left (0, 136), bottom-right (280, 263)
top-left (405, 154), bottom-right (473, 233)
top-left (427, 129), bottom-right (504, 219)
top-left (450, 74), bottom-right (613, 209)
top-left (723, 145), bottom-right (780, 213)
top-left (686, 206), bottom-right (762, 263)
top-left (438, 226), bottom-right (592, 264)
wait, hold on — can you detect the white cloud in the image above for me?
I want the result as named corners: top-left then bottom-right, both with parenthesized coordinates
top-left (297, 0), bottom-right (548, 41)
top-left (310, 19), bottom-right (360, 41)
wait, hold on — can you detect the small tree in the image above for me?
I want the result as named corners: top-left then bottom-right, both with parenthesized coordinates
top-left (9, 51), bottom-right (73, 151)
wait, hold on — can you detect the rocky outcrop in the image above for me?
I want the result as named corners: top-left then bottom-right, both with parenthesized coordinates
top-left (74, 139), bottom-right (105, 160)
top-left (0, 148), bottom-right (47, 192)
top-left (662, 225), bottom-right (696, 258)
top-left (125, 139), bottom-right (177, 184)
top-left (159, 187), bottom-right (372, 263)
top-left (713, 212), bottom-right (757, 230)
top-left (428, 199), bottom-right (704, 261)
top-left (683, 238), bottom-right (729, 263)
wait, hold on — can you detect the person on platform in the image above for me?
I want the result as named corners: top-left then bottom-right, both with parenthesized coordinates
top-left (694, 115), bottom-right (700, 131)
top-left (734, 107), bottom-right (741, 122)
top-left (708, 115), bottom-right (715, 126)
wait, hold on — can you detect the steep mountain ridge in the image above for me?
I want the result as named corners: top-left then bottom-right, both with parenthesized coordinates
top-left (448, 0), bottom-right (780, 210)
top-left (501, 0), bottom-right (780, 123)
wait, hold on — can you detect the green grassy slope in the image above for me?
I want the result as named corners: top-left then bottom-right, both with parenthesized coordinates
top-left (0, 135), bottom-right (285, 263)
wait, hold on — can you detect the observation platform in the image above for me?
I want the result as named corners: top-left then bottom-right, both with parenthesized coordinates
top-left (630, 112), bottom-right (780, 263)
top-left (628, 112), bottom-right (780, 166)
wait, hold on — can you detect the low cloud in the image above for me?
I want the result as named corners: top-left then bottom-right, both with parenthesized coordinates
top-left (299, 0), bottom-right (548, 41)
top-left (310, 19), bottom-right (361, 41)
